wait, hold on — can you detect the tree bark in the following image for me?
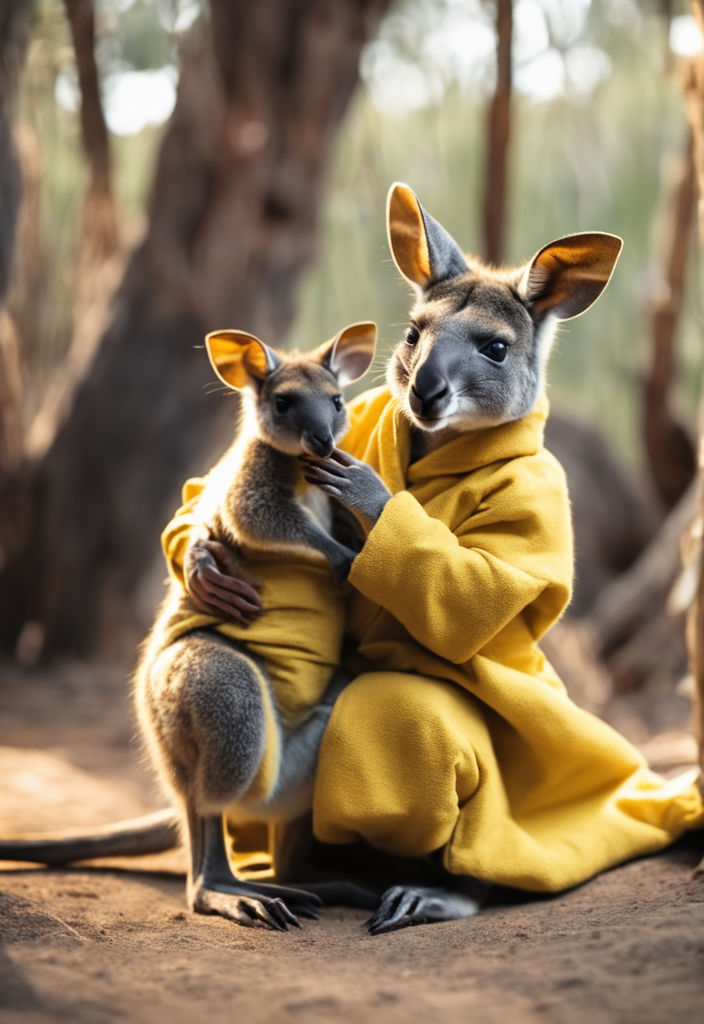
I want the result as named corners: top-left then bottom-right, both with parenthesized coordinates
top-left (63, 0), bottom-right (118, 262)
top-left (682, 0), bottom-right (704, 800)
top-left (0, 0), bottom-right (30, 463)
top-left (0, 0), bottom-right (31, 617)
top-left (642, 132), bottom-right (697, 510)
top-left (0, 0), bottom-right (392, 658)
top-left (482, 0), bottom-right (512, 265)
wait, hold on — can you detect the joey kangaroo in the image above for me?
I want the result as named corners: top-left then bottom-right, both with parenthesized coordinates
top-left (0, 322), bottom-right (377, 932)
top-left (133, 320), bottom-right (377, 929)
top-left (190, 323), bottom-right (375, 590)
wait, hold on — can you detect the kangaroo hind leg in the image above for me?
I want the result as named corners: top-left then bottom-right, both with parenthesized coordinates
top-left (187, 809), bottom-right (320, 929)
top-left (137, 631), bottom-right (321, 927)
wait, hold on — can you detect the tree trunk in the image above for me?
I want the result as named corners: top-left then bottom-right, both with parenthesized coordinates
top-left (63, 0), bottom-right (118, 263)
top-left (0, 0), bottom-right (31, 629)
top-left (0, 0), bottom-right (30, 463)
top-left (642, 132), bottom-right (697, 510)
top-left (682, 0), bottom-right (704, 803)
top-left (482, 0), bottom-right (512, 265)
top-left (0, 0), bottom-right (391, 658)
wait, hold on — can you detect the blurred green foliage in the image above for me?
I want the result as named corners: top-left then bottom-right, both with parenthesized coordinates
top-left (17, 0), bottom-right (704, 465)
top-left (287, 0), bottom-right (702, 466)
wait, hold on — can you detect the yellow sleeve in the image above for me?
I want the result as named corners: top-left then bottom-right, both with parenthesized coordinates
top-left (160, 477), bottom-right (207, 586)
top-left (347, 454), bottom-right (572, 665)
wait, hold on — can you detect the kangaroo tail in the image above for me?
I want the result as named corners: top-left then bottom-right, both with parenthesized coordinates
top-left (0, 809), bottom-right (180, 865)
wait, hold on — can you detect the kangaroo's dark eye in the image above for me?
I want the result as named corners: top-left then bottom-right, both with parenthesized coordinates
top-left (332, 395), bottom-right (343, 412)
top-left (482, 340), bottom-right (508, 363)
top-left (405, 325), bottom-right (420, 347)
top-left (275, 395), bottom-right (291, 413)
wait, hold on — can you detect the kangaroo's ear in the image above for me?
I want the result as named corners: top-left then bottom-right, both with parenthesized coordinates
top-left (314, 322), bottom-right (377, 386)
top-left (329, 321), bottom-right (377, 385)
top-left (387, 182), bottom-right (468, 291)
top-left (521, 233), bottom-right (623, 322)
top-left (205, 329), bottom-right (281, 390)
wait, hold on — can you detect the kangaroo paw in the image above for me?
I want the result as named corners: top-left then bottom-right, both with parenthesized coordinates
top-left (190, 876), bottom-right (320, 930)
top-left (365, 884), bottom-right (483, 935)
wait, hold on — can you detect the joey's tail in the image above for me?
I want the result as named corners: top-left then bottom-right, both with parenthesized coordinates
top-left (0, 809), bottom-right (180, 865)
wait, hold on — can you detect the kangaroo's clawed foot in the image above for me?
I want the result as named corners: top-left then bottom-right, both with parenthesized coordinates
top-left (190, 875), bottom-right (321, 930)
top-left (365, 884), bottom-right (484, 935)
top-left (187, 810), bottom-right (322, 930)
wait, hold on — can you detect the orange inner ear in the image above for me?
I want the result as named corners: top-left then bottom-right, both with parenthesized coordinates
top-left (205, 330), bottom-right (269, 389)
top-left (388, 185), bottom-right (431, 286)
top-left (242, 342), bottom-right (270, 380)
top-left (526, 233), bottom-right (622, 320)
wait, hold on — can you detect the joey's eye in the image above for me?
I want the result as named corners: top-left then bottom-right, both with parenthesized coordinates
top-left (405, 325), bottom-right (420, 347)
top-left (332, 395), bottom-right (343, 412)
top-left (482, 340), bottom-right (508, 363)
top-left (275, 395), bottom-right (291, 413)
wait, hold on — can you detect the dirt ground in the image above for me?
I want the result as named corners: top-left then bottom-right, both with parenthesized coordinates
top-left (1, 655), bottom-right (703, 1024)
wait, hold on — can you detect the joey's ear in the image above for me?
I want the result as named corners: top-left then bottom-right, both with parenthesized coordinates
top-left (328, 321), bottom-right (377, 385)
top-left (313, 322), bottom-right (377, 386)
top-left (386, 182), bottom-right (468, 291)
top-left (521, 232), bottom-right (623, 322)
top-left (205, 329), bottom-right (281, 390)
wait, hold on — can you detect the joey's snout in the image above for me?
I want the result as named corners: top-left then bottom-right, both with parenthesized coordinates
top-left (302, 429), bottom-right (335, 458)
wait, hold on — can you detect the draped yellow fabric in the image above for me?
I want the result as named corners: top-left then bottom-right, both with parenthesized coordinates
top-left (161, 387), bottom-right (703, 890)
top-left (310, 387), bottom-right (704, 891)
top-left (160, 477), bottom-right (346, 730)
top-left (159, 478), bottom-right (347, 802)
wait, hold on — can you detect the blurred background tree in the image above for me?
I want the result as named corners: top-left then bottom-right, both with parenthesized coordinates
top-left (1, 0), bottom-right (703, 693)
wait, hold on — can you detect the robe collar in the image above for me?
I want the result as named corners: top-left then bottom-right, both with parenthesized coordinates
top-left (361, 390), bottom-right (549, 493)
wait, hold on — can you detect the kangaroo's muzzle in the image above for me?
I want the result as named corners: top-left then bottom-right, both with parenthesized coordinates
top-left (302, 430), bottom-right (335, 457)
top-left (409, 361), bottom-right (451, 421)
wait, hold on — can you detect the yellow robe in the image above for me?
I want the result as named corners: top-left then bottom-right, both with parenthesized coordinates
top-left (310, 387), bottom-right (703, 891)
top-left (162, 387), bottom-right (703, 890)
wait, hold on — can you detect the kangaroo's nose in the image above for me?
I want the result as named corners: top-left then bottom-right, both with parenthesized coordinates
top-left (411, 380), bottom-right (448, 418)
top-left (303, 430), bottom-right (335, 457)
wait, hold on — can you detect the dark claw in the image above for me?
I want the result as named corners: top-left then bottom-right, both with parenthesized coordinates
top-left (249, 900), bottom-right (288, 931)
top-left (365, 884), bottom-right (484, 935)
top-left (234, 883), bottom-right (320, 919)
top-left (194, 877), bottom-right (322, 931)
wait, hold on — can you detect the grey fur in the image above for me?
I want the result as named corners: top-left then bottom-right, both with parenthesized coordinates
top-left (302, 448), bottom-right (393, 537)
top-left (384, 184), bottom-right (621, 443)
top-left (210, 428), bottom-right (356, 581)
